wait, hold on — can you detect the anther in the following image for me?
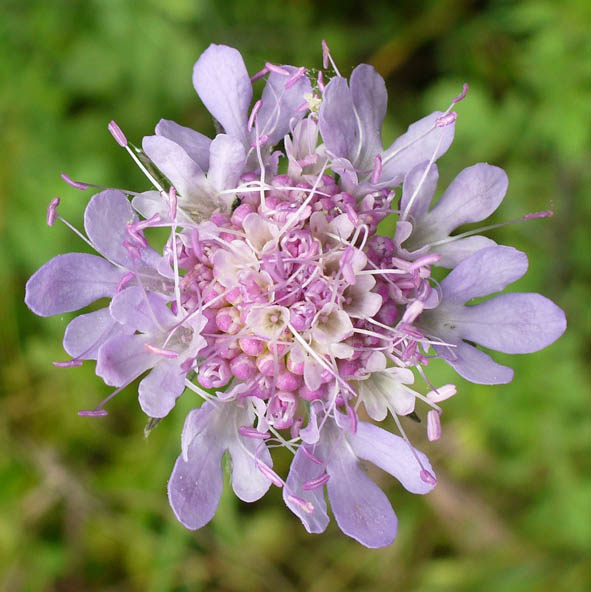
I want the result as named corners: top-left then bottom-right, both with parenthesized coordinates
top-left (265, 62), bottom-right (291, 77)
top-left (427, 410), bottom-right (441, 441)
top-left (371, 155), bottom-right (382, 185)
top-left (303, 473), bottom-right (331, 490)
top-left (53, 359), bottom-right (83, 368)
top-left (321, 40), bottom-right (330, 69)
top-left (168, 186), bottom-right (178, 219)
top-left (452, 82), bottom-right (469, 104)
top-left (46, 197), bottom-right (60, 227)
top-left (285, 67), bottom-right (306, 89)
top-left (436, 112), bottom-right (457, 127)
top-left (248, 100), bottom-right (263, 131)
top-left (60, 173), bottom-right (88, 190)
top-left (78, 409), bottom-right (109, 417)
top-left (108, 120), bottom-right (128, 147)
top-left (144, 344), bottom-right (179, 358)
top-left (250, 66), bottom-right (270, 82)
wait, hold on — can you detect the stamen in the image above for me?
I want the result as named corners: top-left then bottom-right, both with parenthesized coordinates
top-left (427, 409), bottom-right (441, 441)
top-left (301, 445), bottom-right (324, 465)
top-left (116, 271), bottom-right (134, 293)
top-left (371, 155), bottom-right (382, 185)
top-left (53, 359), bottom-right (83, 368)
top-left (285, 67), bottom-right (306, 89)
top-left (78, 409), bottom-right (109, 417)
top-left (168, 186), bottom-right (178, 219)
top-left (250, 66), bottom-right (269, 82)
top-left (286, 494), bottom-right (315, 514)
top-left (524, 210), bottom-right (553, 220)
top-left (436, 112), bottom-right (457, 127)
top-left (108, 120), bottom-right (128, 147)
top-left (317, 71), bottom-right (325, 92)
top-left (420, 469), bottom-right (437, 485)
top-left (265, 62), bottom-right (291, 77)
top-left (238, 426), bottom-right (271, 440)
top-left (60, 173), bottom-right (88, 190)
top-left (303, 473), bottom-right (330, 490)
top-left (144, 344), bottom-right (179, 358)
top-left (452, 82), bottom-right (469, 104)
top-left (321, 40), bottom-right (330, 69)
top-left (256, 460), bottom-right (284, 487)
top-left (248, 99), bottom-right (263, 131)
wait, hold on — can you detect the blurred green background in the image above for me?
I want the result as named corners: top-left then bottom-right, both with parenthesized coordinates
top-left (1, 0), bottom-right (589, 590)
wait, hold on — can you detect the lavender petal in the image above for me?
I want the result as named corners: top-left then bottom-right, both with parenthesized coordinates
top-left (25, 253), bottom-right (123, 316)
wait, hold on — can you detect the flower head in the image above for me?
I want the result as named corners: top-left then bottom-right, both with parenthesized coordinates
top-left (25, 42), bottom-right (566, 547)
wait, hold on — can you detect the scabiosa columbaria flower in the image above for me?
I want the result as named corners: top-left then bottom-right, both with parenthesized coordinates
top-left (25, 42), bottom-right (566, 548)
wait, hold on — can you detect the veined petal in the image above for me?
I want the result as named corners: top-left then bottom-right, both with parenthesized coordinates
top-left (138, 360), bottom-right (186, 418)
top-left (168, 427), bottom-right (225, 530)
top-left (400, 161), bottom-right (439, 222)
top-left (349, 64), bottom-right (387, 170)
top-left (439, 246), bottom-right (529, 303)
top-left (258, 66), bottom-right (312, 145)
top-left (380, 111), bottom-right (454, 185)
top-left (155, 119), bottom-right (211, 171)
top-left (63, 307), bottom-right (130, 360)
top-left (192, 44), bottom-right (252, 146)
top-left (423, 163), bottom-right (508, 236)
top-left (318, 77), bottom-right (357, 160)
top-left (109, 286), bottom-right (176, 332)
top-left (96, 333), bottom-right (155, 386)
top-left (228, 436), bottom-right (272, 503)
top-left (207, 134), bottom-right (247, 199)
top-left (142, 135), bottom-right (208, 201)
top-left (25, 253), bottom-right (122, 316)
top-left (350, 421), bottom-right (435, 494)
top-left (453, 292), bottom-right (567, 354)
top-left (434, 235), bottom-right (497, 268)
top-left (283, 445), bottom-right (329, 534)
top-left (84, 190), bottom-right (138, 266)
top-left (434, 341), bottom-right (514, 385)
top-left (326, 435), bottom-right (398, 548)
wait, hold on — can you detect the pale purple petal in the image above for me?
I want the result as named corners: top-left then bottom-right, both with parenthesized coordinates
top-left (440, 246), bottom-right (528, 303)
top-left (258, 67), bottom-right (312, 145)
top-left (425, 164), bottom-right (508, 235)
top-left (326, 441), bottom-right (398, 548)
top-left (168, 428), bottom-right (225, 530)
top-left (207, 134), bottom-right (247, 197)
top-left (138, 361), bottom-right (186, 418)
top-left (318, 77), bottom-right (357, 160)
top-left (434, 341), bottom-right (514, 384)
top-left (96, 333), bottom-right (155, 386)
top-left (349, 422), bottom-right (435, 494)
top-left (434, 235), bottom-right (497, 268)
top-left (400, 161), bottom-right (439, 222)
top-left (349, 64), bottom-right (387, 170)
top-left (25, 253), bottom-right (122, 316)
top-left (142, 135), bottom-right (208, 199)
top-left (155, 119), bottom-right (211, 170)
top-left (181, 405), bottom-right (215, 460)
top-left (453, 293), bottom-right (567, 354)
top-left (192, 44), bottom-right (252, 146)
top-left (109, 286), bottom-right (175, 333)
top-left (380, 111), bottom-right (455, 184)
top-left (228, 436), bottom-right (272, 502)
top-left (283, 445), bottom-right (329, 534)
top-left (84, 190), bottom-right (137, 266)
top-left (63, 308), bottom-right (130, 360)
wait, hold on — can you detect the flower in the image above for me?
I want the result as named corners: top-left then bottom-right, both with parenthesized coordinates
top-left (25, 42), bottom-right (566, 547)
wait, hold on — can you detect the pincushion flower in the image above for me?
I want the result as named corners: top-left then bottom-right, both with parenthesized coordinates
top-left (25, 42), bottom-right (566, 548)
